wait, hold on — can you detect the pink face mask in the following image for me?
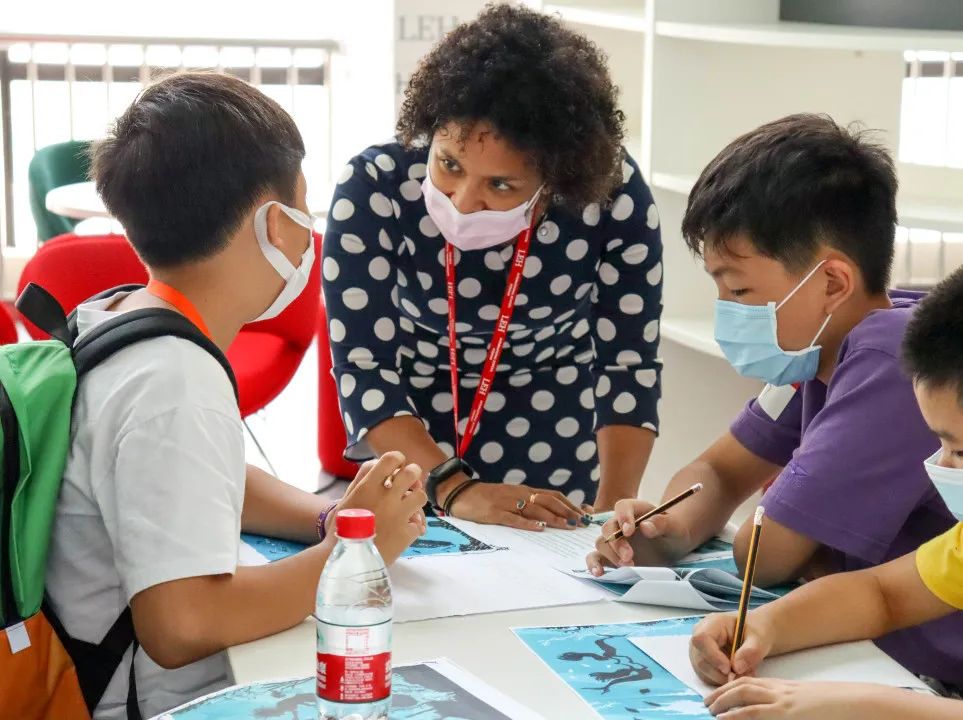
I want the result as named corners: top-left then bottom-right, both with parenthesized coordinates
top-left (421, 164), bottom-right (543, 251)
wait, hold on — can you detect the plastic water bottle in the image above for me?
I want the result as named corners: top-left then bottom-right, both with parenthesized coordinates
top-left (316, 509), bottom-right (393, 720)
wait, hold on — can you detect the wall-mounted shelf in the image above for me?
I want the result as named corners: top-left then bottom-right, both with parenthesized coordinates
top-left (661, 317), bottom-right (722, 359)
top-left (655, 20), bottom-right (963, 52)
top-left (543, 2), bottom-right (647, 33)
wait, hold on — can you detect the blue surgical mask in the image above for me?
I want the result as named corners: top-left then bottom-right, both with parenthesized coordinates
top-left (714, 261), bottom-right (832, 387)
top-left (924, 450), bottom-right (963, 521)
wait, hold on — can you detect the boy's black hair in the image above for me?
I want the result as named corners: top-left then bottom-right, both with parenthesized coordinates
top-left (91, 71), bottom-right (305, 268)
top-left (682, 113), bottom-right (898, 294)
top-left (904, 265), bottom-right (963, 405)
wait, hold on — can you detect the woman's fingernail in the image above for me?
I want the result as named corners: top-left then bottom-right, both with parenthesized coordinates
top-left (536, 521), bottom-right (546, 529)
top-left (567, 518), bottom-right (578, 527)
top-left (581, 514), bottom-right (592, 525)
top-left (590, 566), bottom-right (603, 577)
top-left (622, 522), bottom-right (633, 535)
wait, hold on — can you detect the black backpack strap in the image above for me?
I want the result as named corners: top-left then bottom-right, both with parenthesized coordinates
top-left (0, 384), bottom-right (21, 628)
top-left (64, 283), bottom-right (146, 342)
top-left (15, 283), bottom-right (72, 346)
top-left (73, 307), bottom-right (239, 402)
top-left (44, 600), bottom-right (141, 718)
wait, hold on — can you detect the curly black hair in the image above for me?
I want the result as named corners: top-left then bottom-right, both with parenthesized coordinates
top-left (904, 264), bottom-right (963, 405)
top-left (397, 3), bottom-right (625, 211)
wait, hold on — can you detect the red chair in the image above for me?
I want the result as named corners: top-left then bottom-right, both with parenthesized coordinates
top-left (317, 302), bottom-right (359, 479)
top-left (0, 304), bottom-right (19, 346)
top-left (17, 232), bottom-right (320, 419)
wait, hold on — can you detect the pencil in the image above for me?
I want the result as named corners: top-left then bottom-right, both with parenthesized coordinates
top-left (603, 483), bottom-right (703, 543)
top-left (730, 506), bottom-right (765, 666)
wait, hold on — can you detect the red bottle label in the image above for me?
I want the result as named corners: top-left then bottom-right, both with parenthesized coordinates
top-left (316, 622), bottom-right (392, 702)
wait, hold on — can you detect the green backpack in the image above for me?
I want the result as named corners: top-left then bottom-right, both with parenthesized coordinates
top-left (0, 283), bottom-right (237, 719)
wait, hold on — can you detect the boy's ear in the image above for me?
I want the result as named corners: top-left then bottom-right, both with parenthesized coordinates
top-left (822, 257), bottom-right (856, 314)
top-left (264, 202), bottom-right (286, 250)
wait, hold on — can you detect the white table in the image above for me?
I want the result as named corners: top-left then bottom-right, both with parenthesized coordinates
top-left (45, 180), bottom-right (334, 221)
top-left (229, 601), bottom-right (680, 718)
top-left (45, 181), bottom-right (109, 220)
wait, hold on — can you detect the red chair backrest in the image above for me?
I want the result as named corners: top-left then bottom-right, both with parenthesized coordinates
top-left (0, 304), bottom-right (18, 346)
top-left (17, 233), bottom-right (147, 339)
top-left (17, 232), bottom-right (321, 348)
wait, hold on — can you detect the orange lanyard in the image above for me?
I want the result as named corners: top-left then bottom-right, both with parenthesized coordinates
top-left (145, 279), bottom-right (213, 341)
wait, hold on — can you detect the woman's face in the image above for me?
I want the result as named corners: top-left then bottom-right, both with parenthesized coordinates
top-left (430, 121), bottom-right (545, 214)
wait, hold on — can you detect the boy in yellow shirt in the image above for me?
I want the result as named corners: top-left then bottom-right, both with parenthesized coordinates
top-left (689, 264), bottom-right (963, 719)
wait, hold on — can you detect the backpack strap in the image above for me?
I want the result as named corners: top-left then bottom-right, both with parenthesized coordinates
top-left (44, 601), bottom-right (141, 719)
top-left (15, 283), bottom-right (72, 346)
top-left (72, 307), bottom-right (239, 402)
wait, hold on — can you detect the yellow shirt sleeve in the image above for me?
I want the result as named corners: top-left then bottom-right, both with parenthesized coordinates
top-left (916, 522), bottom-right (963, 610)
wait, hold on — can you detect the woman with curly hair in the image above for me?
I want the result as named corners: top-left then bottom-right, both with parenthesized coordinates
top-left (322, 3), bottom-right (663, 531)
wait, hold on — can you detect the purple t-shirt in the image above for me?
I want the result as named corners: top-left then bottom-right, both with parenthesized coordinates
top-left (731, 291), bottom-right (961, 683)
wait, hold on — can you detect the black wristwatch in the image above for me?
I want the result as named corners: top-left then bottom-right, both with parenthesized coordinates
top-left (426, 457), bottom-right (475, 513)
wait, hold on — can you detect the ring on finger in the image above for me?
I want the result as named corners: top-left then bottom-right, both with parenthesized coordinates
top-left (383, 466), bottom-right (403, 489)
top-left (528, 493), bottom-right (539, 506)
top-left (515, 499), bottom-right (527, 513)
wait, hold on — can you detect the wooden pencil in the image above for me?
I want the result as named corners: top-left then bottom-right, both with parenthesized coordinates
top-left (731, 506), bottom-right (766, 665)
top-left (603, 482), bottom-right (703, 543)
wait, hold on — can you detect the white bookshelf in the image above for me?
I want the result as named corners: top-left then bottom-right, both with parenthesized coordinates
top-left (655, 20), bottom-right (963, 52)
top-left (661, 317), bottom-right (723, 359)
top-left (538, 0), bottom-right (963, 490)
top-left (544, 1), bottom-right (647, 32)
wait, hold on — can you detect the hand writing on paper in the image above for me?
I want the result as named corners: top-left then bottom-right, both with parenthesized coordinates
top-left (584, 498), bottom-right (692, 575)
top-left (704, 679), bottom-right (897, 719)
top-left (336, 452), bottom-right (428, 564)
top-left (689, 612), bottom-right (773, 686)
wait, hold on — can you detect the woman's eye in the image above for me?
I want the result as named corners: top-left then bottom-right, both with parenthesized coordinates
top-left (491, 180), bottom-right (513, 192)
top-left (440, 158), bottom-right (459, 173)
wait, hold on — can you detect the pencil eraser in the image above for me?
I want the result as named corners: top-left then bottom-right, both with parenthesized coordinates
top-left (754, 506), bottom-right (766, 525)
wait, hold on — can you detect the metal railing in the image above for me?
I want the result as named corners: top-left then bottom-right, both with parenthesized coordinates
top-left (0, 31), bottom-right (338, 252)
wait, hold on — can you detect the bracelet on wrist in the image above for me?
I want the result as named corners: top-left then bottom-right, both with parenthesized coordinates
top-left (316, 501), bottom-right (339, 543)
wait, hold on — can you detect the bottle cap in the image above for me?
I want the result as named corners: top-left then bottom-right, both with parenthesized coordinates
top-left (335, 509), bottom-right (376, 539)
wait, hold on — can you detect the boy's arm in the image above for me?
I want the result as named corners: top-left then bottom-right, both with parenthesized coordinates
top-left (589, 432), bottom-right (780, 569)
top-left (133, 454), bottom-right (426, 669)
top-left (131, 540), bottom-right (333, 669)
top-left (732, 515), bottom-right (821, 587)
top-left (241, 464), bottom-right (329, 544)
top-left (690, 550), bottom-right (956, 684)
top-left (759, 552), bottom-right (955, 658)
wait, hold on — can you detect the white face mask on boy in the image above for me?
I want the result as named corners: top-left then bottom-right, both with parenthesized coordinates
top-left (252, 200), bottom-right (315, 322)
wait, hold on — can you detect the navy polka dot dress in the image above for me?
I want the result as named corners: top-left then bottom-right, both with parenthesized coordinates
top-left (322, 140), bottom-right (663, 506)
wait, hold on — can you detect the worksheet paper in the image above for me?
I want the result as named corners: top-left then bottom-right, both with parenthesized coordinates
top-left (154, 658), bottom-right (543, 720)
top-left (629, 635), bottom-right (931, 697)
top-left (446, 518), bottom-right (740, 570)
top-left (563, 566), bottom-right (780, 612)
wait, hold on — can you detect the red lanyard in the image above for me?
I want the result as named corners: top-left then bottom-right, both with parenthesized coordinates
top-left (446, 226), bottom-right (534, 458)
top-left (145, 279), bottom-right (214, 341)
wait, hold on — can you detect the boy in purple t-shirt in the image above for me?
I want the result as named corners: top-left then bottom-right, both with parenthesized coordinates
top-left (587, 113), bottom-right (960, 685)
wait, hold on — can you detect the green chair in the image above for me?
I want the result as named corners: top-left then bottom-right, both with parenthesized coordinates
top-left (27, 140), bottom-right (92, 243)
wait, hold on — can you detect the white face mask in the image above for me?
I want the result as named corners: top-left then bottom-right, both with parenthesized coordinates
top-left (421, 163), bottom-right (543, 251)
top-left (253, 200), bottom-right (315, 322)
top-left (924, 450), bottom-right (963, 522)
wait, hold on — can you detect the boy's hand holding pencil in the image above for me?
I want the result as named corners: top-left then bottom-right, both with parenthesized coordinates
top-left (689, 507), bottom-right (773, 686)
top-left (585, 483), bottom-right (703, 575)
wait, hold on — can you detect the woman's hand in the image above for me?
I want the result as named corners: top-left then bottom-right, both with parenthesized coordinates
top-left (704, 679), bottom-right (900, 719)
top-left (335, 452), bottom-right (428, 564)
top-left (447, 481), bottom-right (588, 531)
top-left (584, 497), bottom-right (693, 575)
top-left (688, 611), bottom-right (774, 686)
